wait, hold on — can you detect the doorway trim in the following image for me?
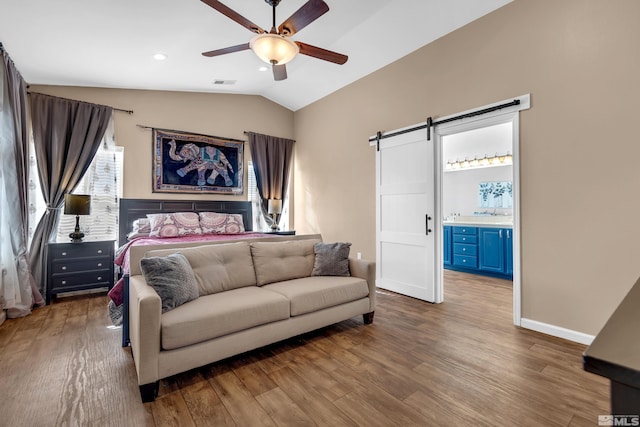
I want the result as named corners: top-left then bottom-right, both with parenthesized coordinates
top-left (434, 94), bottom-right (530, 326)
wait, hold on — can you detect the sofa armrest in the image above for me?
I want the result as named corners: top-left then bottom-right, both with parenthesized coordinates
top-left (349, 258), bottom-right (376, 312)
top-left (129, 275), bottom-right (162, 386)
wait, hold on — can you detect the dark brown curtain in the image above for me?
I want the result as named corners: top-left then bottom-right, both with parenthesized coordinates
top-left (247, 132), bottom-right (295, 227)
top-left (28, 93), bottom-right (112, 298)
top-left (0, 45), bottom-right (44, 317)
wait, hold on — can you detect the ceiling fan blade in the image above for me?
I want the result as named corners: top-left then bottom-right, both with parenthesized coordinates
top-left (295, 42), bottom-right (348, 65)
top-left (202, 43), bottom-right (251, 57)
top-left (278, 0), bottom-right (329, 36)
top-left (201, 0), bottom-right (265, 34)
top-left (273, 64), bottom-right (287, 81)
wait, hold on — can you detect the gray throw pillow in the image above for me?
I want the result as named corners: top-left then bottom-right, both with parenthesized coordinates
top-left (311, 242), bottom-right (351, 277)
top-left (139, 253), bottom-right (199, 313)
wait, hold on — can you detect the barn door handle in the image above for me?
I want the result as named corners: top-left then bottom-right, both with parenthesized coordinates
top-left (426, 214), bottom-right (432, 235)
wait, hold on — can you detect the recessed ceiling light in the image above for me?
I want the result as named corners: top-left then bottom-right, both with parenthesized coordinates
top-left (258, 66), bottom-right (268, 72)
top-left (153, 53), bottom-right (167, 61)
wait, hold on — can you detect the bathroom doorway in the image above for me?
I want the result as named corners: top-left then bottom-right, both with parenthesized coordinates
top-left (435, 107), bottom-right (522, 325)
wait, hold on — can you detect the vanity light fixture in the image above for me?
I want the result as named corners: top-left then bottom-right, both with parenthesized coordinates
top-left (445, 152), bottom-right (512, 171)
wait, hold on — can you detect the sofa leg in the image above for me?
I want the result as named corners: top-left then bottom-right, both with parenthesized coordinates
top-left (363, 311), bottom-right (375, 324)
top-left (139, 381), bottom-right (159, 403)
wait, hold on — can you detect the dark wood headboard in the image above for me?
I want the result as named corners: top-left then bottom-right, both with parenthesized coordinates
top-left (118, 198), bottom-right (253, 247)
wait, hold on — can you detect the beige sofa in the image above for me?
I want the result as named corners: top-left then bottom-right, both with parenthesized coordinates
top-left (127, 236), bottom-right (376, 402)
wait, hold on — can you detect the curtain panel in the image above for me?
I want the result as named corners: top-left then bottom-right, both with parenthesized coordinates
top-left (0, 47), bottom-right (44, 319)
top-left (246, 132), bottom-right (295, 228)
top-left (28, 93), bottom-right (112, 297)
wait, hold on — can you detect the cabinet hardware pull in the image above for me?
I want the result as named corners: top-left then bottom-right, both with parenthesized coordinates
top-left (463, 248), bottom-right (466, 252)
top-left (97, 250), bottom-right (103, 254)
top-left (61, 280), bottom-right (67, 285)
top-left (97, 263), bottom-right (102, 267)
top-left (97, 276), bottom-right (102, 281)
top-left (61, 252), bottom-right (67, 256)
top-left (61, 266), bottom-right (66, 270)
top-left (425, 215), bottom-right (432, 235)
top-left (507, 230), bottom-right (510, 239)
top-left (499, 230), bottom-right (503, 238)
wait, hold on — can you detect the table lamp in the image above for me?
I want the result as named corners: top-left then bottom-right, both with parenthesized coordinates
top-left (267, 199), bottom-right (282, 231)
top-left (64, 194), bottom-right (91, 242)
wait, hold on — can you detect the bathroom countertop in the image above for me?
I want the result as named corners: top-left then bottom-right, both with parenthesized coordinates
top-left (443, 216), bottom-right (513, 228)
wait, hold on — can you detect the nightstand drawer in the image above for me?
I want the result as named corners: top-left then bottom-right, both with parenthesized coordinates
top-left (50, 242), bottom-right (110, 259)
top-left (50, 270), bottom-right (112, 292)
top-left (50, 256), bottom-right (112, 274)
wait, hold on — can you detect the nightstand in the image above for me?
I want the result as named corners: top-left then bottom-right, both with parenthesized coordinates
top-left (46, 240), bottom-right (115, 303)
top-left (264, 230), bottom-right (296, 235)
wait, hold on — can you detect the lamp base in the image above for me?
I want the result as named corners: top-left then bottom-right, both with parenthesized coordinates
top-left (69, 215), bottom-right (84, 242)
top-left (69, 231), bottom-right (85, 243)
top-left (270, 223), bottom-right (280, 231)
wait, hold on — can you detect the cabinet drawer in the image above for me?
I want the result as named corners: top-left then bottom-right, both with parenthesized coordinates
top-left (453, 254), bottom-right (478, 268)
top-left (453, 234), bottom-right (477, 244)
top-left (453, 243), bottom-right (477, 257)
top-left (452, 227), bottom-right (477, 236)
top-left (50, 256), bottom-right (112, 274)
top-left (49, 242), bottom-right (111, 259)
top-left (50, 270), bottom-right (112, 292)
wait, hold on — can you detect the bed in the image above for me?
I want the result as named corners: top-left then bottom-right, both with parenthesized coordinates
top-left (112, 198), bottom-right (278, 346)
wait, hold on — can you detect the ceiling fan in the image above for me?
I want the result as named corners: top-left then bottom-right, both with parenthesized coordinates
top-left (201, 0), bottom-right (348, 81)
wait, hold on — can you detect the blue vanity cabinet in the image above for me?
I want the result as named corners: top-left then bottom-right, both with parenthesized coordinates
top-left (505, 228), bottom-right (513, 276)
top-left (444, 225), bottom-right (512, 279)
top-left (478, 228), bottom-right (505, 273)
top-left (443, 226), bottom-right (452, 266)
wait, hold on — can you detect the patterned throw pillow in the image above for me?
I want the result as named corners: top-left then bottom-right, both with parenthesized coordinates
top-left (311, 242), bottom-right (352, 277)
top-left (139, 253), bottom-right (199, 313)
top-left (199, 212), bottom-right (245, 234)
top-left (147, 212), bottom-right (203, 238)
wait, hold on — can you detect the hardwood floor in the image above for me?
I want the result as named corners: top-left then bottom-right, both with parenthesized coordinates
top-left (0, 271), bottom-right (608, 426)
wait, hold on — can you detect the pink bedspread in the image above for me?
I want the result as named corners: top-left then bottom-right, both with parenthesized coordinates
top-left (108, 232), bottom-right (271, 305)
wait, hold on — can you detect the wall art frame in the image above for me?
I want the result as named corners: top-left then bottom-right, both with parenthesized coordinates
top-left (152, 128), bottom-right (244, 195)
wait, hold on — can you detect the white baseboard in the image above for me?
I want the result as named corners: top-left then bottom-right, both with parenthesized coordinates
top-left (520, 318), bottom-right (595, 345)
top-left (0, 310), bottom-right (6, 326)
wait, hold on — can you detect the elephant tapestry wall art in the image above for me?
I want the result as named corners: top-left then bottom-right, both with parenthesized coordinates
top-left (152, 128), bottom-right (244, 194)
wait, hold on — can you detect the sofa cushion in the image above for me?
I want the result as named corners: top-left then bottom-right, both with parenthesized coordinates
top-left (139, 253), bottom-right (199, 313)
top-left (250, 239), bottom-right (320, 286)
top-left (311, 242), bottom-right (351, 277)
top-left (262, 276), bottom-right (369, 316)
top-left (144, 242), bottom-right (256, 296)
top-left (161, 286), bottom-right (290, 350)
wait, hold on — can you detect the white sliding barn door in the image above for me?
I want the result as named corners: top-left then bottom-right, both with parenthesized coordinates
top-left (376, 127), bottom-right (436, 302)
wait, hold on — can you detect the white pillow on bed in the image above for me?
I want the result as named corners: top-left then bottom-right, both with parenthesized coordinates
top-left (127, 218), bottom-right (151, 240)
top-left (147, 212), bottom-right (203, 238)
top-left (199, 212), bottom-right (245, 234)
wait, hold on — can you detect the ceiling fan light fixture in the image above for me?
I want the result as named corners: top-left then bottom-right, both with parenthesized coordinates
top-left (250, 33), bottom-right (299, 65)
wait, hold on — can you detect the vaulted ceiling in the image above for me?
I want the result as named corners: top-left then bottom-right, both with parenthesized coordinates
top-left (0, 0), bottom-right (511, 111)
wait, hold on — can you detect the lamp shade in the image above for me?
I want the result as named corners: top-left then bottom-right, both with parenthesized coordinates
top-left (250, 34), bottom-right (299, 65)
top-left (268, 199), bottom-right (282, 214)
top-left (64, 194), bottom-right (91, 216)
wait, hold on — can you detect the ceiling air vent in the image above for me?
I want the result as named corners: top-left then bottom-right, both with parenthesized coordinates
top-left (212, 80), bottom-right (236, 85)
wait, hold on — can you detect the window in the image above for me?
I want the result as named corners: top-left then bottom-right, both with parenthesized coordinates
top-left (247, 161), bottom-right (289, 231)
top-left (56, 119), bottom-right (122, 242)
top-left (28, 117), bottom-right (123, 244)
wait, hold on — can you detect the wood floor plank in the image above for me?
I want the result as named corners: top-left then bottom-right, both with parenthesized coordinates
top-left (149, 391), bottom-right (196, 427)
top-left (255, 387), bottom-right (316, 427)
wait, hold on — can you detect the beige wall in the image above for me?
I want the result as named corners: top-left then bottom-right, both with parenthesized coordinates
top-left (28, 86), bottom-right (295, 201)
top-left (293, 0), bottom-right (640, 336)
